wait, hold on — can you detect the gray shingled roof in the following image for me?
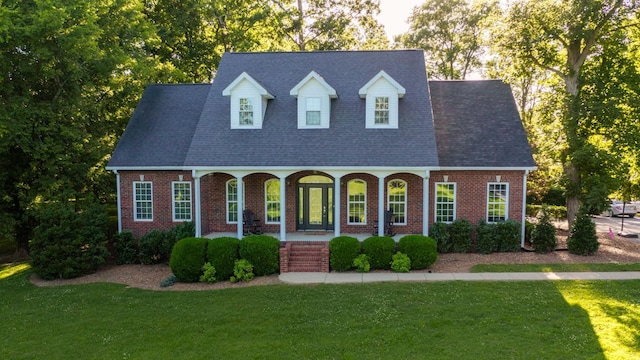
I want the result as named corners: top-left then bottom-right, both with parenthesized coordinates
top-left (184, 50), bottom-right (438, 168)
top-left (429, 80), bottom-right (535, 168)
top-left (107, 84), bottom-right (210, 168)
top-left (107, 51), bottom-right (535, 170)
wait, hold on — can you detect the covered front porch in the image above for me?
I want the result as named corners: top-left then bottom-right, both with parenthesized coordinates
top-left (192, 168), bottom-right (432, 241)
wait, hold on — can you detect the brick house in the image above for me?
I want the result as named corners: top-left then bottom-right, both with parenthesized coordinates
top-left (107, 50), bottom-right (536, 246)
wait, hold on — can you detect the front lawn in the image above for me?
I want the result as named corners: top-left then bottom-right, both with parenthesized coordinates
top-left (471, 262), bottom-right (640, 273)
top-left (1, 263), bottom-right (639, 359)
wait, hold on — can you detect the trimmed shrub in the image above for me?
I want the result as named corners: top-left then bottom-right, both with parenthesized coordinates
top-left (361, 236), bottom-right (395, 270)
top-left (169, 237), bottom-right (208, 282)
top-left (531, 208), bottom-right (557, 253)
top-left (329, 236), bottom-right (360, 271)
top-left (567, 210), bottom-right (599, 255)
top-left (450, 219), bottom-right (473, 253)
top-left (475, 220), bottom-right (498, 254)
top-left (139, 230), bottom-right (170, 264)
top-left (115, 231), bottom-right (137, 264)
top-left (496, 220), bottom-right (521, 252)
top-left (30, 201), bottom-right (109, 280)
top-left (398, 235), bottom-right (437, 269)
top-left (391, 252), bottom-right (411, 273)
top-left (239, 235), bottom-right (280, 276)
top-left (430, 222), bottom-right (451, 253)
top-left (207, 237), bottom-right (240, 280)
top-left (353, 254), bottom-right (370, 273)
top-left (230, 259), bottom-right (254, 283)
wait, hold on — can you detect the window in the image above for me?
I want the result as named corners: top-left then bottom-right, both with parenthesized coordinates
top-left (487, 183), bottom-right (509, 223)
top-left (239, 98), bottom-right (253, 125)
top-left (435, 183), bottom-right (456, 223)
top-left (306, 97), bottom-right (321, 125)
top-left (387, 179), bottom-right (406, 224)
top-left (134, 182), bottom-right (153, 221)
top-left (348, 179), bottom-right (366, 224)
top-left (374, 97), bottom-right (389, 125)
top-left (265, 179), bottom-right (280, 224)
top-left (172, 182), bottom-right (192, 222)
top-left (227, 180), bottom-right (238, 223)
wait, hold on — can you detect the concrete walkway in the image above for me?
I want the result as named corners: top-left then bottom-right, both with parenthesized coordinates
top-left (279, 271), bottom-right (640, 284)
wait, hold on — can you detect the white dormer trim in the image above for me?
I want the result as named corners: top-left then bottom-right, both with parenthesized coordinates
top-left (359, 70), bottom-right (405, 129)
top-left (290, 71), bottom-right (337, 129)
top-left (223, 72), bottom-right (274, 129)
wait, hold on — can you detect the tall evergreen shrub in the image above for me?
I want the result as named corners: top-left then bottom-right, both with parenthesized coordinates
top-left (531, 207), bottom-right (557, 253)
top-left (450, 219), bottom-right (472, 253)
top-left (567, 210), bottom-right (599, 255)
top-left (430, 222), bottom-right (451, 253)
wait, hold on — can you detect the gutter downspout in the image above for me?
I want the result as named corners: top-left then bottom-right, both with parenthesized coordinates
top-left (114, 170), bottom-right (122, 233)
top-left (521, 170), bottom-right (529, 248)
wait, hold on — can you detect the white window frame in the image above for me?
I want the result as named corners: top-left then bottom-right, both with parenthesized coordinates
top-left (305, 97), bottom-right (322, 126)
top-left (387, 179), bottom-right (407, 225)
top-left (226, 179), bottom-right (246, 224)
top-left (223, 72), bottom-right (273, 129)
top-left (264, 179), bottom-right (281, 224)
top-left (238, 97), bottom-right (254, 126)
top-left (434, 182), bottom-right (456, 223)
top-left (487, 182), bottom-right (509, 223)
top-left (172, 181), bottom-right (192, 222)
top-left (374, 96), bottom-right (390, 125)
top-left (133, 181), bottom-right (153, 222)
top-left (347, 179), bottom-right (367, 225)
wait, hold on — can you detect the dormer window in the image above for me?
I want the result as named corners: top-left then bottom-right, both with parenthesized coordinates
top-left (290, 71), bottom-right (337, 129)
top-left (223, 72), bottom-right (274, 129)
top-left (375, 97), bottom-right (389, 125)
top-left (239, 98), bottom-right (254, 125)
top-left (306, 97), bottom-right (321, 125)
top-left (359, 70), bottom-right (405, 129)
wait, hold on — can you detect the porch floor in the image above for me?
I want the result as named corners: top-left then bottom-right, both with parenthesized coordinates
top-left (203, 232), bottom-right (408, 242)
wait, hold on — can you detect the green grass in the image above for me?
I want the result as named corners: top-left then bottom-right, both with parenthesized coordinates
top-left (471, 262), bottom-right (640, 273)
top-left (2, 263), bottom-right (640, 359)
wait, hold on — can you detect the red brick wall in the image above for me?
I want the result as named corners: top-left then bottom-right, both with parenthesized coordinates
top-left (117, 169), bottom-right (527, 238)
top-left (429, 170), bottom-right (526, 225)
top-left (118, 171), bottom-right (194, 238)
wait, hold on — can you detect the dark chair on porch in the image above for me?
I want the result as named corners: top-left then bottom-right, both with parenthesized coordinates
top-left (242, 209), bottom-right (262, 235)
top-left (372, 209), bottom-right (395, 236)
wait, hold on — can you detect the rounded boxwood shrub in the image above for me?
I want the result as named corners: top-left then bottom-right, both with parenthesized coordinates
top-left (361, 236), bottom-right (395, 270)
top-left (207, 237), bottom-right (240, 280)
top-left (169, 237), bottom-right (208, 282)
top-left (239, 235), bottom-right (280, 276)
top-left (567, 210), bottom-right (599, 255)
top-left (430, 222), bottom-right (451, 253)
top-left (450, 219), bottom-right (473, 253)
top-left (496, 220), bottom-right (522, 252)
top-left (329, 236), bottom-right (360, 271)
top-left (398, 235), bottom-right (437, 269)
top-left (475, 220), bottom-right (498, 254)
top-left (30, 201), bottom-right (109, 280)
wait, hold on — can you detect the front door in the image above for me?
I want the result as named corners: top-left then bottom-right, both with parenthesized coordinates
top-left (297, 176), bottom-right (334, 231)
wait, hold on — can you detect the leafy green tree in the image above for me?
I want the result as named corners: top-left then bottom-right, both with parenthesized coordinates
top-left (272, 0), bottom-right (388, 51)
top-left (0, 0), bottom-right (160, 253)
top-left (397, 0), bottom-right (497, 79)
top-left (495, 0), bottom-right (640, 227)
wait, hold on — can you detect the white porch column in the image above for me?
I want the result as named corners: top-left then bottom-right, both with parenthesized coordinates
top-left (236, 175), bottom-right (244, 239)
top-left (114, 171), bottom-right (122, 233)
top-left (334, 175), bottom-right (341, 237)
top-left (194, 174), bottom-right (202, 238)
top-left (279, 175), bottom-right (287, 242)
top-left (378, 175), bottom-right (385, 236)
top-left (423, 175), bottom-right (429, 236)
top-left (521, 170), bottom-right (529, 248)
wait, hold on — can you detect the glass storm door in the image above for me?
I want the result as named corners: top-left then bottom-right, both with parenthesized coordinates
top-left (297, 176), bottom-right (334, 231)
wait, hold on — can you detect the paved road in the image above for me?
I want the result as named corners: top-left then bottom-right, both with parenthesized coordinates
top-left (592, 214), bottom-right (640, 235)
